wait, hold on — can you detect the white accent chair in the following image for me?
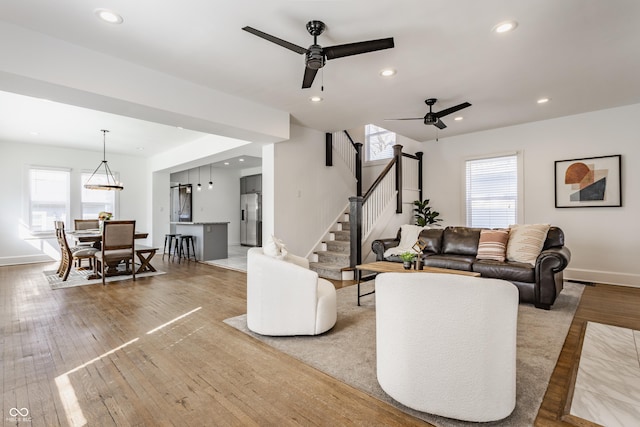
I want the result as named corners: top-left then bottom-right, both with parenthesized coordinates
top-left (376, 272), bottom-right (518, 422)
top-left (247, 247), bottom-right (337, 336)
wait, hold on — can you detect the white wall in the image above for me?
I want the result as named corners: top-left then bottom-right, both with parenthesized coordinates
top-left (170, 166), bottom-right (244, 245)
top-left (423, 103), bottom-right (640, 287)
top-left (361, 132), bottom-right (424, 191)
top-left (272, 125), bottom-right (356, 257)
top-left (0, 140), bottom-right (150, 265)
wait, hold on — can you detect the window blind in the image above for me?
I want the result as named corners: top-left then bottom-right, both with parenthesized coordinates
top-left (465, 154), bottom-right (518, 228)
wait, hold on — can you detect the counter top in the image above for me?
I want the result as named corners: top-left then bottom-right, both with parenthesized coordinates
top-left (170, 222), bottom-right (230, 225)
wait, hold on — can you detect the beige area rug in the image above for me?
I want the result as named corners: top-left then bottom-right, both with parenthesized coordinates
top-left (44, 267), bottom-right (165, 289)
top-left (224, 281), bottom-right (584, 426)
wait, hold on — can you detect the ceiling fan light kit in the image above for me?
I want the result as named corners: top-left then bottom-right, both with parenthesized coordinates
top-left (242, 20), bottom-right (394, 89)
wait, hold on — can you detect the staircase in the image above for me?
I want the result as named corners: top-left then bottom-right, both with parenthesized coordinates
top-left (309, 212), bottom-right (354, 281)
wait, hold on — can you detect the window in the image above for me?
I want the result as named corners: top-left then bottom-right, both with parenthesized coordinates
top-left (29, 167), bottom-right (70, 233)
top-left (81, 172), bottom-right (117, 219)
top-left (365, 124), bottom-right (396, 162)
top-left (465, 154), bottom-right (519, 228)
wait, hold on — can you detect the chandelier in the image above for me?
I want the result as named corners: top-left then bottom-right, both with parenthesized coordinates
top-left (84, 129), bottom-right (124, 191)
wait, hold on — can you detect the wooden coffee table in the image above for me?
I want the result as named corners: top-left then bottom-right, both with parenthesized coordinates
top-left (355, 261), bottom-right (481, 306)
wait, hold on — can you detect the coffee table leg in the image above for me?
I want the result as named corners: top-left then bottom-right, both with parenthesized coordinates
top-left (357, 269), bottom-right (361, 306)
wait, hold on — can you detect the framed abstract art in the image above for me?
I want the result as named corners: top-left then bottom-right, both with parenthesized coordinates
top-left (554, 154), bottom-right (622, 208)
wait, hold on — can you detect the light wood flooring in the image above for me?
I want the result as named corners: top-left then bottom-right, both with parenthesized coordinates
top-left (2, 259), bottom-right (639, 426)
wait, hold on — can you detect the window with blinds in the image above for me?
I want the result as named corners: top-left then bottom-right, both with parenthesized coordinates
top-left (465, 154), bottom-right (518, 228)
top-left (29, 167), bottom-right (70, 233)
top-left (81, 172), bottom-right (117, 219)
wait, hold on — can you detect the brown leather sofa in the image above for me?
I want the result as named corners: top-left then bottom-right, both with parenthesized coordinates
top-left (371, 226), bottom-right (571, 310)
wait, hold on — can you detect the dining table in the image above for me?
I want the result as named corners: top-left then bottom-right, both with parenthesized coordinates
top-left (66, 229), bottom-right (157, 277)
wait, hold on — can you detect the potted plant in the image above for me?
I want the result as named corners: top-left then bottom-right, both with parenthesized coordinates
top-left (400, 252), bottom-right (416, 270)
top-left (413, 199), bottom-right (443, 227)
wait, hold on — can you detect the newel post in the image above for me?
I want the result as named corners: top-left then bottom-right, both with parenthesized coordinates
top-left (393, 144), bottom-right (403, 213)
top-left (325, 133), bottom-right (333, 167)
top-left (416, 151), bottom-right (423, 202)
top-left (349, 196), bottom-right (363, 267)
top-left (355, 142), bottom-right (363, 197)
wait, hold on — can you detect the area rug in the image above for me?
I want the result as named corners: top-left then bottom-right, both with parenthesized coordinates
top-left (224, 281), bottom-right (584, 426)
top-left (44, 267), bottom-right (165, 289)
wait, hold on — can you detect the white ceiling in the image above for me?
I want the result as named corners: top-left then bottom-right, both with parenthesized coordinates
top-left (1, 0), bottom-right (639, 157)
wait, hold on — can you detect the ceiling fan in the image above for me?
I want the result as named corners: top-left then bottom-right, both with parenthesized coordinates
top-left (242, 20), bottom-right (394, 89)
top-left (387, 98), bottom-right (472, 129)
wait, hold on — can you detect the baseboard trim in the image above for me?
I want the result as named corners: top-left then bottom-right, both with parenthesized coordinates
top-left (0, 254), bottom-right (55, 267)
top-left (565, 268), bottom-right (640, 288)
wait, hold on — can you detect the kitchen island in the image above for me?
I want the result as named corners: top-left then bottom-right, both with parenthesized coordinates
top-left (171, 222), bottom-right (229, 261)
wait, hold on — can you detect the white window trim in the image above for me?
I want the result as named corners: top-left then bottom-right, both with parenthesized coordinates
top-left (25, 165), bottom-right (71, 236)
top-left (80, 169), bottom-right (120, 220)
top-left (461, 151), bottom-right (524, 227)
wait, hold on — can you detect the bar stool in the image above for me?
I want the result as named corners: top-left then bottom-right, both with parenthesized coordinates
top-left (175, 235), bottom-right (196, 263)
top-left (163, 234), bottom-right (181, 260)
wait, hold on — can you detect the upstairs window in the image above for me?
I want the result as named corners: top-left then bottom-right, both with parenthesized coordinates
top-left (465, 154), bottom-right (519, 228)
top-left (365, 124), bottom-right (396, 162)
top-left (80, 172), bottom-right (117, 220)
top-left (29, 167), bottom-right (70, 233)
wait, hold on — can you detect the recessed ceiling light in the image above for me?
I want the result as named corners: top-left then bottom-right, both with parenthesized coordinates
top-left (224, 162), bottom-right (230, 166)
top-left (492, 20), bottom-right (518, 34)
top-left (176, 126), bottom-right (184, 130)
top-left (309, 96), bottom-right (323, 103)
top-left (136, 147), bottom-right (144, 151)
top-left (380, 68), bottom-right (397, 77)
top-left (454, 116), bottom-right (463, 121)
top-left (29, 131), bottom-right (40, 136)
top-left (239, 158), bottom-right (245, 162)
top-left (537, 97), bottom-right (550, 104)
top-left (95, 8), bottom-right (123, 24)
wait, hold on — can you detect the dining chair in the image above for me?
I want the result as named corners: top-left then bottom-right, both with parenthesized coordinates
top-left (54, 221), bottom-right (99, 281)
top-left (74, 219), bottom-right (99, 230)
top-left (94, 220), bottom-right (136, 285)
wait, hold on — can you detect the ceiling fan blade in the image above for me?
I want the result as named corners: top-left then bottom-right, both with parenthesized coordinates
top-left (434, 120), bottom-right (447, 130)
top-left (384, 118), bottom-right (423, 121)
top-left (242, 26), bottom-right (308, 55)
top-left (324, 37), bottom-right (394, 60)
top-left (435, 102), bottom-right (471, 118)
top-left (302, 66), bottom-right (318, 89)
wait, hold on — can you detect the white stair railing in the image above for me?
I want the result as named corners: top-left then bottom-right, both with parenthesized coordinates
top-left (362, 163), bottom-right (396, 240)
top-left (332, 131), bottom-right (357, 176)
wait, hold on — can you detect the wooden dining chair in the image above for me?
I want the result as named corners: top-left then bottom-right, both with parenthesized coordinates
top-left (74, 219), bottom-right (99, 230)
top-left (94, 220), bottom-right (136, 285)
top-left (54, 221), bottom-right (98, 281)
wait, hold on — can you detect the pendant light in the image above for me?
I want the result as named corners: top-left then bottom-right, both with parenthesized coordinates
top-left (208, 164), bottom-right (213, 189)
top-left (197, 166), bottom-right (202, 191)
top-left (84, 129), bottom-right (124, 191)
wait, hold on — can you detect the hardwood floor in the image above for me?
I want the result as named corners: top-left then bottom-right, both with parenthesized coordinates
top-left (2, 260), bottom-right (639, 426)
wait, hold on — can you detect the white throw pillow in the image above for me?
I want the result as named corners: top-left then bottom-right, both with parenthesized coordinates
top-left (398, 224), bottom-right (428, 249)
top-left (384, 224), bottom-right (429, 257)
top-left (264, 235), bottom-right (288, 259)
top-left (506, 224), bottom-right (550, 265)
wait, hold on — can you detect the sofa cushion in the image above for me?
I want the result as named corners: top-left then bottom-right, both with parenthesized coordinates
top-left (506, 224), bottom-right (550, 265)
top-left (422, 254), bottom-right (475, 271)
top-left (473, 260), bottom-right (535, 283)
top-left (476, 229), bottom-right (510, 262)
top-left (442, 227), bottom-right (481, 255)
top-left (417, 228), bottom-right (443, 254)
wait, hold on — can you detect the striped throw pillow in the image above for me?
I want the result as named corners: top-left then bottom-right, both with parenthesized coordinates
top-left (476, 229), bottom-right (510, 262)
top-left (506, 224), bottom-right (551, 265)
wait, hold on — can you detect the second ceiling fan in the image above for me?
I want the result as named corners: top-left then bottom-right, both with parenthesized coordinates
top-left (242, 20), bottom-right (394, 89)
top-left (388, 98), bottom-right (472, 129)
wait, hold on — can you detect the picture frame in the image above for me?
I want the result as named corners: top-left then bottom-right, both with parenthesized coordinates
top-left (554, 154), bottom-right (622, 208)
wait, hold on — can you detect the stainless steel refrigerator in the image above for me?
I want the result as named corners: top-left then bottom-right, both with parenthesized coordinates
top-left (240, 193), bottom-right (261, 246)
